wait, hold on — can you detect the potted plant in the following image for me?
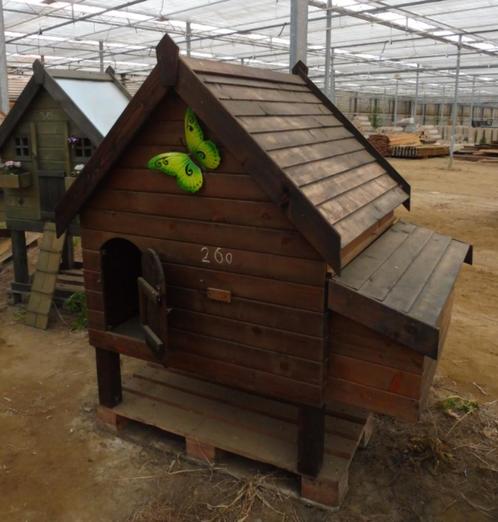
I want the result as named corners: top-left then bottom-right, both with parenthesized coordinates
top-left (0, 160), bottom-right (32, 189)
top-left (65, 163), bottom-right (84, 190)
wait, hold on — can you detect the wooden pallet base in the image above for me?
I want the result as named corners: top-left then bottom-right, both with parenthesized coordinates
top-left (97, 365), bottom-right (373, 509)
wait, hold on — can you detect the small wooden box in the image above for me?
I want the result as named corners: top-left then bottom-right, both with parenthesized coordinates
top-left (0, 171), bottom-right (32, 189)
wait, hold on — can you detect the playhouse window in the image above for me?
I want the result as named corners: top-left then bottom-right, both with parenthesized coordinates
top-left (14, 136), bottom-right (30, 159)
top-left (74, 138), bottom-right (94, 159)
top-left (101, 238), bottom-right (143, 338)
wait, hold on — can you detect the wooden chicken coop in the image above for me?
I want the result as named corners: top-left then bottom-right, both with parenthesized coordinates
top-left (0, 60), bottom-right (130, 305)
top-left (55, 34), bottom-right (472, 507)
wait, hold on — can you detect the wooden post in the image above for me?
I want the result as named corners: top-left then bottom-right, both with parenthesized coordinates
top-left (11, 230), bottom-right (29, 303)
top-left (60, 233), bottom-right (74, 270)
top-left (95, 348), bottom-right (122, 408)
top-left (297, 404), bottom-right (325, 477)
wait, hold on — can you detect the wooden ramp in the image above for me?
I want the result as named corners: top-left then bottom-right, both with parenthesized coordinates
top-left (98, 365), bottom-right (373, 509)
top-left (25, 223), bottom-right (66, 329)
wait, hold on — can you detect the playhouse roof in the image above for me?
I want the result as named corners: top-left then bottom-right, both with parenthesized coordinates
top-left (0, 60), bottom-right (131, 150)
top-left (56, 34), bottom-right (411, 273)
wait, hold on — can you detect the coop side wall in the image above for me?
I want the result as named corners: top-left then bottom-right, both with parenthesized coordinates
top-left (326, 314), bottom-right (426, 422)
top-left (80, 91), bottom-right (329, 407)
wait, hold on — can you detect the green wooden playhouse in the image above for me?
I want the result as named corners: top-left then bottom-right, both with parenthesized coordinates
top-left (0, 60), bottom-right (130, 301)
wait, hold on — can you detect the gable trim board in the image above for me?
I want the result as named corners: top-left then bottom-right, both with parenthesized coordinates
top-left (0, 60), bottom-right (131, 152)
top-left (55, 34), bottom-right (411, 274)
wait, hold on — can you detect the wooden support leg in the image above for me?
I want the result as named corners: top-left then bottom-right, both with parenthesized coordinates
top-left (11, 230), bottom-right (29, 303)
top-left (60, 234), bottom-right (75, 270)
top-left (95, 348), bottom-right (122, 408)
top-left (297, 404), bottom-right (325, 477)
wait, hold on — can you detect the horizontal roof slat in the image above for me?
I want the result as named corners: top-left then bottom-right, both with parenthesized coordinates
top-left (239, 114), bottom-right (341, 133)
top-left (253, 126), bottom-right (352, 151)
top-left (221, 99), bottom-right (330, 117)
top-left (206, 83), bottom-right (319, 104)
top-left (198, 74), bottom-right (311, 93)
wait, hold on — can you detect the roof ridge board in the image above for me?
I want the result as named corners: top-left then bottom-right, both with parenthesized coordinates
top-left (176, 57), bottom-right (342, 272)
top-left (45, 68), bottom-right (115, 82)
top-left (184, 56), bottom-right (306, 86)
top-left (291, 62), bottom-right (411, 211)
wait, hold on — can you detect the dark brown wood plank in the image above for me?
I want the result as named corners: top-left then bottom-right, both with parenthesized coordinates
top-left (223, 99), bottom-right (329, 117)
top-left (302, 163), bottom-right (386, 206)
top-left (80, 210), bottom-right (321, 260)
top-left (285, 150), bottom-right (374, 187)
top-left (328, 280), bottom-right (439, 357)
top-left (82, 229), bottom-right (325, 285)
top-left (338, 221), bottom-right (417, 289)
top-left (333, 187), bottom-right (408, 247)
top-left (88, 329), bottom-right (322, 406)
top-left (168, 286), bottom-right (325, 337)
top-left (239, 114), bottom-right (340, 133)
top-left (119, 144), bottom-right (245, 173)
top-left (270, 138), bottom-right (362, 169)
top-left (329, 314), bottom-right (425, 374)
top-left (88, 189), bottom-right (293, 230)
top-left (318, 176), bottom-right (399, 225)
top-left (382, 233), bottom-right (453, 312)
top-left (325, 377), bottom-right (419, 422)
top-left (169, 309), bottom-right (323, 361)
top-left (253, 126), bottom-right (351, 152)
top-left (358, 226), bottom-right (437, 301)
top-left (409, 240), bottom-right (470, 325)
top-left (104, 168), bottom-right (270, 201)
top-left (329, 353), bottom-right (422, 399)
top-left (198, 73), bottom-right (311, 92)
top-left (168, 327), bottom-right (323, 381)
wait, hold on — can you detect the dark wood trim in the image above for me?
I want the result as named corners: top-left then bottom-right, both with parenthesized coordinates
top-left (156, 33), bottom-right (179, 86)
top-left (0, 76), bottom-right (41, 150)
top-left (43, 72), bottom-right (104, 146)
top-left (55, 65), bottom-right (169, 236)
top-left (328, 280), bottom-right (440, 359)
top-left (292, 62), bottom-right (411, 210)
top-left (95, 348), bottom-right (122, 407)
top-left (297, 404), bottom-right (325, 477)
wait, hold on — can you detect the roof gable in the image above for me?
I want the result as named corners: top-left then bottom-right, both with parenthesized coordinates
top-left (55, 34), bottom-right (411, 274)
top-left (0, 60), bottom-right (130, 150)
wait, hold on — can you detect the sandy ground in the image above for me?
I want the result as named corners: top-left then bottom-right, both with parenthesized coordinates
top-left (0, 157), bottom-right (497, 521)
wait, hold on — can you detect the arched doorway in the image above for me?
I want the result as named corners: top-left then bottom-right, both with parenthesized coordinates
top-left (101, 238), bottom-right (141, 332)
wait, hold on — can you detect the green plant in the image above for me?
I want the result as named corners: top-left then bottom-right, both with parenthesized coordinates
top-left (370, 100), bottom-right (383, 129)
top-left (64, 291), bottom-right (88, 330)
top-left (439, 396), bottom-right (479, 417)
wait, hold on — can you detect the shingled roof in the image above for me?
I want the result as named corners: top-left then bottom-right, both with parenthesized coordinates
top-left (0, 60), bottom-right (131, 150)
top-left (56, 33), bottom-right (410, 273)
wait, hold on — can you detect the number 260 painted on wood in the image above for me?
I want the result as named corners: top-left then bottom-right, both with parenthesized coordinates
top-left (201, 246), bottom-right (233, 265)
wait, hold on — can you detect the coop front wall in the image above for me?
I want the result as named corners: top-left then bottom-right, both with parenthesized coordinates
top-left (80, 91), bottom-right (330, 407)
top-left (2, 89), bottom-right (93, 231)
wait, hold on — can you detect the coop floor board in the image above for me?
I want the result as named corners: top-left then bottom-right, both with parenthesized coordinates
top-left (98, 364), bottom-right (373, 508)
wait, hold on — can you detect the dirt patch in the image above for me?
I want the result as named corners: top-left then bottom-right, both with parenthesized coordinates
top-left (0, 157), bottom-right (497, 521)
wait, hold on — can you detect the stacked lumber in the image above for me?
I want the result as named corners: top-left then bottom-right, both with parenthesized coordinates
top-left (385, 132), bottom-right (421, 147)
top-left (391, 144), bottom-right (449, 159)
top-left (420, 125), bottom-right (442, 143)
top-left (454, 142), bottom-right (498, 163)
top-left (367, 134), bottom-right (390, 156)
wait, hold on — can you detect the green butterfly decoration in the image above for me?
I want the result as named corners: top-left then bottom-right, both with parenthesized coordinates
top-left (147, 108), bottom-right (221, 193)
